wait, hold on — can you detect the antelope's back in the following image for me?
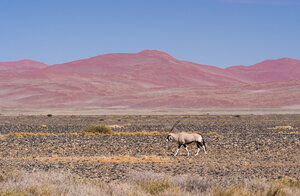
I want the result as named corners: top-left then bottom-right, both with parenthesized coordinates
top-left (178, 132), bottom-right (201, 143)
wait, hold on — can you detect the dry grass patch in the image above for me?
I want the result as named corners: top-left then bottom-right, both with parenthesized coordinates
top-left (87, 155), bottom-right (171, 163)
top-left (0, 131), bottom-right (169, 138)
top-left (115, 131), bottom-right (168, 135)
top-left (76, 131), bottom-right (169, 136)
top-left (98, 156), bottom-right (172, 163)
top-left (3, 156), bottom-right (172, 163)
top-left (268, 125), bottom-right (299, 135)
top-left (138, 179), bottom-right (174, 195)
top-left (83, 124), bottom-right (113, 134)
top-left (279, 176), bottom-right (300, 188)
top-left (278, 131), bottom-right (299, 134)
top-left (1, 169), bottom-right (300, 196)
top-left (269, 126), bottom-right (294, 130)
top-left (5, 132), bottom-right (57, 137)
top-left (0, 169), bottom-right (109, 196)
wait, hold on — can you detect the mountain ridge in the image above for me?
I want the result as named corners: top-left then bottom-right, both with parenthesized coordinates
top-left (0, 50), bottom-right (299, 109)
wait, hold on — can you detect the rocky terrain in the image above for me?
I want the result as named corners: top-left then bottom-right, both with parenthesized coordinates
top-left (0, 114), bottom-right (299, 183)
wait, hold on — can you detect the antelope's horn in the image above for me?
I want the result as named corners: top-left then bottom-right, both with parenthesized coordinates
top-left (169, 120), bottom-right (180, 132)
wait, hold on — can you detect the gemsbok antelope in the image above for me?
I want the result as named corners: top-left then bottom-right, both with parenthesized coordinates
top-left (166, 120), bottom-right (207, 156)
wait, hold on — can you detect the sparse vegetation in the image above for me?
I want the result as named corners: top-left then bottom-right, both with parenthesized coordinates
top-left (0, 131), bottom-right (169, 138)
top-left (83, 124), bottom-right (113, 134)
top-left (1, 155), bottom-right (172, 163)
top-left (1, 114), bottom-right (299, 195)
top-left (0, 169), bottom-right (105, 196)
top-left (279, 176), bottom-right (300, 188)
top-left (2, 169), bottom-right (298, 196)
top-left (274, 126), bottom-right (294, 130)
top-left (139, 179), bottom-right (173, 195)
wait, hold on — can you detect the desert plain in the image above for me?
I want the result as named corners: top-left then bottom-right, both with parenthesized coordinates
top-left (0, 114), bottom-right (299, 185)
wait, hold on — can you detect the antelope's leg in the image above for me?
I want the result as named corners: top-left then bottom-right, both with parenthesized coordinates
top-left (183, 144), bottom-right (189, 156)
top-left (202, 143), bottom-right (207, 154)
top-left (174, 144), bottom-right (181, 156)
top-left (195, 142), bottom-right (201, 156)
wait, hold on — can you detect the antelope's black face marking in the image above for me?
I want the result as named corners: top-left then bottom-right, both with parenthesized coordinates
top-left (166, 135), bottom-right (172, 142)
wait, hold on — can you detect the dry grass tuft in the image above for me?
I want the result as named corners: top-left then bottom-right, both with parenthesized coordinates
top-left (270, 126), bottom-right (294, 130)
top-left (138, 179), bottom-right (173, 195)
top-left (275, 126), bottom-right (294, 130)
top-left (83, 124), bottom-right (113, 134)
top-left (213, 185), bottom-right (251, 196)
top-left (269, 125), bottom-right (298, 135)
top-left (278, 131), bottom-right (299, 135)
top-left (278, 176), bottom-right (300, 188)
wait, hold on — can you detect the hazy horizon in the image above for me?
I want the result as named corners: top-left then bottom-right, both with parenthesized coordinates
top-left (1, 50), bottom-right (300, 68)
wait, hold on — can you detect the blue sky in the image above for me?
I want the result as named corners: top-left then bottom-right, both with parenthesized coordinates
top-left (0, 0), bottom-right (299, 68)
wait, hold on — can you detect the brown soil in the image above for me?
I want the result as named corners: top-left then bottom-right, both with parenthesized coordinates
top-left (0, 114), bottom-right (299, 183)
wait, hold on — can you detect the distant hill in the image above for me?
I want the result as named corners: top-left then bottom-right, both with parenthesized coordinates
top-left (0, 50), bottom-right (299, 109)
top-left (226, 57), bottom-right (300, 82)
top-left (0, 59), bottom-right (47, 74)
top-left (45, 50), bottom-right (246, 87)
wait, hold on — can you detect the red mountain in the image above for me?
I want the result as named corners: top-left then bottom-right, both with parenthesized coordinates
top-left (0, 50), bottom-right (300, 110)
top-left (46, 50), bottom-right (245, 87)
top-left (0, 59), bottom-right (47, 74)
top-left (226, 57), bottom-right (300, 82)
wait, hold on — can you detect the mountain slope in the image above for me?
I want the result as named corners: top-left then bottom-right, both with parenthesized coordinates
top-left (226, 58), bottom-right (300, 82)
top-left (0, 51), bottom-right (300, 109)
top-left (45, 50), bottom-right (245, 87)
top-left (0, 60), bottom-right (47, 74)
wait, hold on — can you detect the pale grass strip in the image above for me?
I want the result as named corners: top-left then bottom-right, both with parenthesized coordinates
top-left (1, 155), bottom-right (172, 163)
top-left (267, 125), bottom-right (294, 130)
top-left (1, 130), bottom-right (299, 138)
top-left (0, 131), bottom-right (170, 137)
top-left (277, 131), bottom-right (299, 134)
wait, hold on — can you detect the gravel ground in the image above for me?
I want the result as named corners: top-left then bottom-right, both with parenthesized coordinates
top-left (0, 114), bottom-right (299, 182)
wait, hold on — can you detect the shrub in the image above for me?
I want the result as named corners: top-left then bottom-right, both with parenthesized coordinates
top-left (83, 124), bottom-right (113, 134)
top-left (266, 184), bottom-right (287, 196)
top-left (213, 185), bottom-right (250, 196)
top-left (139, 179), bottom-right (172, 195)
top-left (279, 177), bottom-right (300, 188)
top-left (47, 114), bottom-right (52, 117)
